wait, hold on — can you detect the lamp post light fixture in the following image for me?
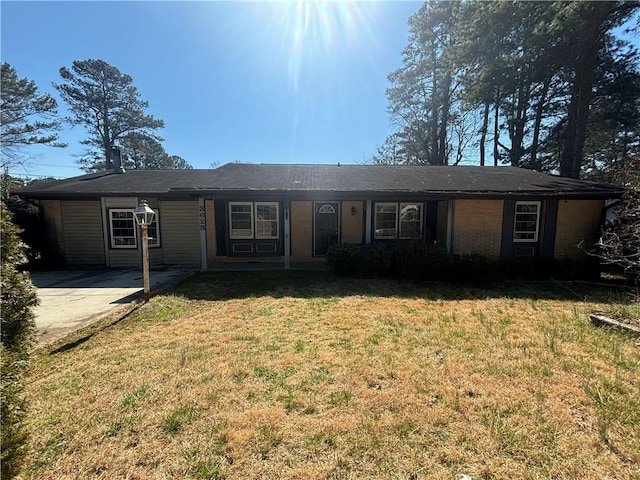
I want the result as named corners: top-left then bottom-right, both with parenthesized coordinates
top-left (133, 200), bottom-right (155, 302)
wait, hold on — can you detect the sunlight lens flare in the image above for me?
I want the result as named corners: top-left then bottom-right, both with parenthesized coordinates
top-left (266, 1), bottom-right (378, 91)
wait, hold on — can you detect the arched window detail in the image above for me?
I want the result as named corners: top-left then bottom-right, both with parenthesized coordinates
top-left (318, 204), bottom-right (336, 214)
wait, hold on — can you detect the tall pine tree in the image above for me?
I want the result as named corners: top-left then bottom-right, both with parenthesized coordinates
top-left (55, 59), bottom-right (164, 172)
top-left (0, 63), bottom-right (65, 167)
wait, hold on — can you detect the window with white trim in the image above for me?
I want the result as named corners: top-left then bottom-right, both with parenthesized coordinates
top-left (399, 203), bottom-right (423, 239)
top-left (109, 209), bottom-right (160, 248)
top-left (513, 201), bottom-right (540, 242)
top-left (229, 202), bottom-right (279, 239)
top-left (229, 202), bottom-right (254, 239)
top-left (374, 203), bottom-right (398, 239)
top-left (255, 203), bottom-right (279, 239)
top-left (147, 214), bottom-right (160, 247)
top-left (109, 210), bottom-right (136, 248)
top-left (374, 202), bottom-right (423, 239)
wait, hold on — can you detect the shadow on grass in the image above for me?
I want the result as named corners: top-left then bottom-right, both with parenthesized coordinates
top-left (169, 270), bottom-right (618, 303)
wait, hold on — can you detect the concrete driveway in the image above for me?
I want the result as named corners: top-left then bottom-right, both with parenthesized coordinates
top-left (30, 267), bottom-right (195, 343)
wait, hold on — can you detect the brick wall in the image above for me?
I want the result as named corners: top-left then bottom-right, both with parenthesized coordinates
top-left (452, 199), bottom-right (503, 259)
top-left (555, 199), bottom-right (604, 260)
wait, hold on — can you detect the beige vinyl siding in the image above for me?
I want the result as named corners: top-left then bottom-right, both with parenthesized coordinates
top-left (40, 200), bottom-right (64, 262)
top-left (555, 199), bottom-right (604, 260)
top-left (159, 200), bottom-right (201, 266)
top-left (452, 199), bottom-right (503, 259)
top-left (149, 249), bottom-right (165, 266)
top-left (61, 200), bottom-right (105, 265)
top-left (108, 250), bottom-right (140, 268)
top-left (104, 197), bottom-right (138, 209)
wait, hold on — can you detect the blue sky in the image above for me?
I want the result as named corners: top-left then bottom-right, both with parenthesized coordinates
top-left (2, 1), bottom-right (422, 179)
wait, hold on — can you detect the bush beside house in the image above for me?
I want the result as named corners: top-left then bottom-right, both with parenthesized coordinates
top-left (326, 243), bottom-right (387, 278)
top-left (327, 241), bottom-right (598, 284)
top-left (1, 201), bottom-right (38, 479)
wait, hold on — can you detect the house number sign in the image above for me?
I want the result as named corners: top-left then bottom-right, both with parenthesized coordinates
top-left (199, 205), bottom-right (206, 231)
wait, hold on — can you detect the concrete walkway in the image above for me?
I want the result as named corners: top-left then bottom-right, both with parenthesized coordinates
top-left (31, 267), bottom-right (195, 343)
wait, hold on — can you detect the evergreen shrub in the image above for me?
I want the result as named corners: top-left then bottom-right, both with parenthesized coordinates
top-left (1, 201), bottom-right (38, 479)
top-left (326, 243), bottom-right (386, 277)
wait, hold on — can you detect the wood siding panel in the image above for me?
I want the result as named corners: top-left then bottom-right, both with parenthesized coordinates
top-left (341, 201), bottom-right (363, 244)
top-left (452, 199), bottom-right (503, 260)
top-left (61, 200), bottom-right (105, 265)
top-left (555, 200), bottom-right (604, 260)
top-left (159, 200), bottom-right (201, 266)
top-left (291, 201), bottom-right (312, 260)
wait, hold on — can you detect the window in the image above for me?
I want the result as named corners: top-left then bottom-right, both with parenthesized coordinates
top-left (255, 203), bottom-right (279, 239)
top-left (399, 203), bottom-right (422, 239)
top-left (147, 214), bottom-right (160, 247)
top-left (514, 201), bottom-right (540, 242)
top-left (109, 208), bottom-right (160, 249)
top-left (229, 202), bottom-right (254, 239)
top-left (374, 203), bottom-right (398, 239)
top-left (229, 202), bottom-right (279, 239)
top-left (109, 210), bottom-right (136, 248)
top-left (317, 204), bottom-right (336, 214)
top-left (374, 202), bottom-right (423, 239)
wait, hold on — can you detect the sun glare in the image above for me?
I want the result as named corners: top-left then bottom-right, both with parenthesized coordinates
top-left (262, 1), bottom-right (378, 91)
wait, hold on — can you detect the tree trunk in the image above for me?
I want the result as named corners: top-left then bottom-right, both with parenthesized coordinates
top-left (493, 88), bottom-right (500, 166)
top-left (438, 71), bottom-right (452, 166)
top-left (559, 4), bottom-right (614, 179)
top-left (509, 74), bottom-right (530, 168)
top-left (430, 49), bottom-right (440, 165)
top-left (530, 75), bottom-right (551, 171)
top-left (102, 107), bottom-right (112, 170)
top-left (480, 101), bottom-right (490, 167)
top-left (560, 42), bottom-right (599, 178)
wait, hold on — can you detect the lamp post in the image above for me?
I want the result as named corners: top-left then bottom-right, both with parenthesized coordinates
top-left (133, 200), bottom-right (155, 302)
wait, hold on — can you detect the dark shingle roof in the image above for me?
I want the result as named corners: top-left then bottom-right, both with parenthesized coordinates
top-left (14, 164), bottom-right (622, 199)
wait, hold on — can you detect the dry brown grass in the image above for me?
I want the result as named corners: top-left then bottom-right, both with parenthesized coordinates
top-left (23, 272), bottom-right (640, 480)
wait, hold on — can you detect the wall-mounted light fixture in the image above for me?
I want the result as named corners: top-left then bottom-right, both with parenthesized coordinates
top-left (351, 206), bottom-right (357, 216)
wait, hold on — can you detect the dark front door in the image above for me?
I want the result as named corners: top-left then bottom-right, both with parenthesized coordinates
top-left (314, 202), bottom-right (339, 256)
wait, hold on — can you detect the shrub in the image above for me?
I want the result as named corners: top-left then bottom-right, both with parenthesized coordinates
top-left (451, 253), bottom-right (491, 284)
top-left (326, 243), bottom-right (386, 277)
top-left (1, 201), bottom-right (38, 479)
top-left (392, 241), bottom-right (453, 280)
top-left (392, 242), bottom-right (492, 284)
top-left (497, 257), bottom-right (600, 281)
